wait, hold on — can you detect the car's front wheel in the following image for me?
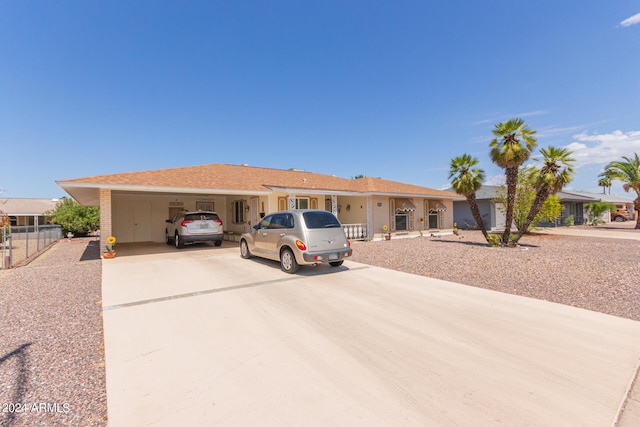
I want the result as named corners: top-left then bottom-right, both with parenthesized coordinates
top-left (175, 233), bottom-right (184, 249)
top-left (280, 248), bottom-right (299, 274)
top-left (165, 230), bottom-right (171, 245)
top-left (240, 239), bottom-right (252, 259)
top-left (614, 216), bottom-right (626, 222)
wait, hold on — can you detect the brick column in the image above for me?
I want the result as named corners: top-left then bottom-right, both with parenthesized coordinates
top-left (99, 188), bottom-right (112, 254)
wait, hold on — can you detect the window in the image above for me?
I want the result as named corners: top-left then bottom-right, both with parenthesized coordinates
top-left (295, 198), bottom-right (309, 209)
top-left (196, 201), bottom-right (214, 211)
top-left (257, 215), bottom-right (272, 229)
top-left (269, 213), bottom-right (294, 229)
top-left (428, 210), bottom-right (439, 229)
top-left (233, 200), bottom-right (246, 223)
top-left (302, 211), bottom-right (341, 229)
top-left (395, 212), bottom-right (408, 231)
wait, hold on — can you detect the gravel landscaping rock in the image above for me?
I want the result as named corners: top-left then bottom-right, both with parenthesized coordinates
top-left (351, 230), bottom-right (640, 322)
top-left (0, 238), bottom-right (106, 427)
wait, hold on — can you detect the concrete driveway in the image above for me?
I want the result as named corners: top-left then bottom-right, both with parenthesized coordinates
top-left (102, 243), bottom-right (640, 426)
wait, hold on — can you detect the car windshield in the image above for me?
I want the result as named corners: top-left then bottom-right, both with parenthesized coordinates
top-left (185, 213), bottom-right (219, 221)
top-left (302, 211), bottom-right (341, 229)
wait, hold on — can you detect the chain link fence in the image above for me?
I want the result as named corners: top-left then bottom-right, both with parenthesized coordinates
top-left (2, 225), bottom-right (62, 269)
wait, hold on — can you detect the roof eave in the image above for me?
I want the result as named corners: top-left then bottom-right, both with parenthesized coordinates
top-left (57, 181), bottom-right (271, 196)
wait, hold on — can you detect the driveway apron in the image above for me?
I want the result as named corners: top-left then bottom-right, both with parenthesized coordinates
top-left (102, 245), bottom-right (640, 426)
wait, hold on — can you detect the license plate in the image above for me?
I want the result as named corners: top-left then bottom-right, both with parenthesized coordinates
top-left (328, 253), bottom-right (339, 261)
top-left (200, 223), bottom-right (209, 229)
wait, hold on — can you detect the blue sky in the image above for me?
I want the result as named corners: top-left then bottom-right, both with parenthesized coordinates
top-left (1, 1), bottom-right (639, 199)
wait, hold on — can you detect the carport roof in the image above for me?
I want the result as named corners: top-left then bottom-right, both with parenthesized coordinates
top-left (57, 163), bottom-right (462, 205)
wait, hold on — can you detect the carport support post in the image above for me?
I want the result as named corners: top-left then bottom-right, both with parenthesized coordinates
top-left (100, 188), bottom-right (112, 255)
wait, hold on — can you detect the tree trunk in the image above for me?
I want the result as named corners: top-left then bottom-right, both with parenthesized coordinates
top-left (635, 197), bottom-right (640, 229)
top-left (513, 188), bottom-right (549, 244)
top-left (502, 167), bottom-right (518, 245)
top-left (466, 192), bottom-right (489, 241)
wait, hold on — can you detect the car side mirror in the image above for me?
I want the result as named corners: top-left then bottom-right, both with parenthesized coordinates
top-left (165, 219), bottom-right (172, 223)
top-left (253, 224), bottom-right (260, 230)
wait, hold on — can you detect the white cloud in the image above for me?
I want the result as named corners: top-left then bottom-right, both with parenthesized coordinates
top-left (621, 12), bottom-right (640, 27)
top-left (563, 130), bottom-right (640, 167)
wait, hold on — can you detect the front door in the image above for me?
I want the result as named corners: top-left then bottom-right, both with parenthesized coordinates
top-left (133, 202), bottom-right (152, 242)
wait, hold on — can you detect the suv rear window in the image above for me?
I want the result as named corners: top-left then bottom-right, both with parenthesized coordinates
top-left (185, 213), bottom-right (219, 221)
top-left (302, 211), bottom-right (341, 229)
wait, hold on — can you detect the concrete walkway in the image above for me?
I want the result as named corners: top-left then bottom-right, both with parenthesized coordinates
top-left (537, 222), bottom-right (640, 240)
top-left (102, 244), bottom-right (640, 426)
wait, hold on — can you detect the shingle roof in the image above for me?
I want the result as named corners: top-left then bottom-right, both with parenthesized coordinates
top-left (559, 191), bottom-right (635, 203)
top-left (445, 185), bottom-right (502, 200)
top-left (0, 198), bottom-right (59, 215)
top-left (58, 163), bottom-right (460, 199)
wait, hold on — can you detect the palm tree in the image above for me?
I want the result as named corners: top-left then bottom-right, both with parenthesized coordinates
top-left (448, 154), bottom-right (489, 241)
top-left (602, 153), bottom-right (640, 229)
top-left (514, 146), bottom-right (575, 243)
top-left (597, 177), bottom-right (611, 194)
top-left (489, 118), bottom-right (538, 245)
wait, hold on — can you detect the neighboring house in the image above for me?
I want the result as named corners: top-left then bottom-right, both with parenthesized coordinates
top-left (56, 163), bottom-right (463, 250)
top-left (557, 191), bottom-right (636, 224)
top-left (451, 185), bottom-right (636, 229)
top-left (0, 198), bottom-right (59, 227)
top-left (450, 185), bottom-right (506, 231)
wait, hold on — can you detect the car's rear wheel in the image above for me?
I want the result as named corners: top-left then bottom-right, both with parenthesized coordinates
top-left (280, 248), bottom-right (299, 274)
top-left (214, 240), bottom-right (222, 247)
top-left (329, 260), bottom-right (344, 267)
top-left (240, 239), bottom-right (252, 259)
top-left (175, 233), bottom-right (184, 249)
top-left (614, 216), bottom-right (626, 222)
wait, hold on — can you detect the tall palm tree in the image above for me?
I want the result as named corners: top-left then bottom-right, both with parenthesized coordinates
top-left (603, 153), bottom-right (640, 229)
top-left (514, 146), bottom-right (575, 243)
top-left (489, 118), bottom-right (538, 245)
top-left (448, 154), bottom-right (489, 241)
top-left (597, 177), bottom-right (610, 194)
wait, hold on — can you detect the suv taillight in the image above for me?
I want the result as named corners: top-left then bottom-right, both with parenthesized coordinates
top-left (215, 219), bottom-right (223, 225)
top-left (295, 240), bottom-right (307, 251)
top-left (181, 220), bottom-right (194, 227)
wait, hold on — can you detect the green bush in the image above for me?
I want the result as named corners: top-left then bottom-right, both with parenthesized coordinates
top-left (564, 215), bottom-right (574, 226)
top-left (46, 198), bottom-right (100, 236)
top-left (486, 234), bottom-right (501, 246)
top-left (584, 202), bottom-right (615, 226)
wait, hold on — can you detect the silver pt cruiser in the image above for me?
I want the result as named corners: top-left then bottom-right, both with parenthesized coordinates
top-left (240, 210), bottom-right (352, 273)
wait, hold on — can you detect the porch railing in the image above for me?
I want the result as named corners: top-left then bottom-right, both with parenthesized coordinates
top-left (342, 223), bottom-right (368, 240)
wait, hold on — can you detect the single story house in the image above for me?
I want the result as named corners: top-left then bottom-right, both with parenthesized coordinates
top-left (557, 191), bottom-right (636, 223)
top-left (57, 163), bottom-right (463, 251)
top-left (451, 185), bottom-right (636, 229)
top-left (450, 185), bottom-right (508, 231)
top-left (0, 198), bottom-right (59, 227)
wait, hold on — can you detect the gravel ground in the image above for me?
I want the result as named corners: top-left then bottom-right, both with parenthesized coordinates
top-left (351, 229), bottom-right (640, 322)
top-left (0, 238), bottom-right (106, 427)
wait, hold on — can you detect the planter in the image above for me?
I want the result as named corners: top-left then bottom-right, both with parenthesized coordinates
top-left (103, 251), bottom-right (116, 259)
top-left (384, 234), bottom-right (391, 241)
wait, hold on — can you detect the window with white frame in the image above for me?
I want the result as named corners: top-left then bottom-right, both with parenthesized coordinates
top-left (295, 197), bottom-right (309, 209)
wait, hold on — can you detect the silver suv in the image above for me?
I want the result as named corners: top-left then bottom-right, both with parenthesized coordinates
top-left (240, 210), bottom-right (352, 273)
top-left (165, 211), bottom-right (223, 249)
